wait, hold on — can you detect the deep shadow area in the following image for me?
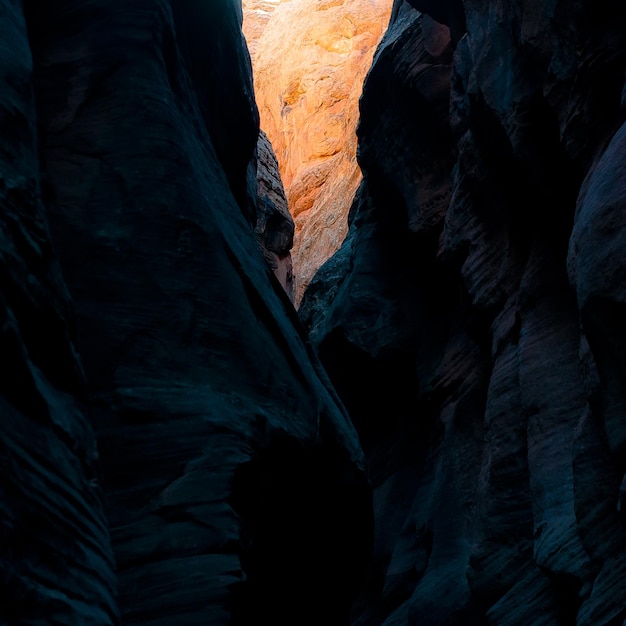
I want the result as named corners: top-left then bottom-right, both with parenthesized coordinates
top-left (230, 433), bottom-right (374, 625)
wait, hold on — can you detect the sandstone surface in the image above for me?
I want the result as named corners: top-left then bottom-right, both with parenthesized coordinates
top-left (246, 0), bottom-right (392, 303)
top-left (241, 0), bottom-right (281, 59)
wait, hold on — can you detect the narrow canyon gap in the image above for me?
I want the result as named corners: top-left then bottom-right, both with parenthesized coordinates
top-left (243, 0), bottom-right (393, 304)
top-left (0, 1), bottom-right (625, 626)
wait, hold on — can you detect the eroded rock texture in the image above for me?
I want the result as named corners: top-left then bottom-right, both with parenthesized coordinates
top-left (241, 0), bottom-right (281, 60)
top-left (0, 3), bottom-right (118, 623)
top-left (3, 1), bottom-right (371, 624)
top-left (245, 0), bottom-right (392, 304)
top-left (301, 0), bottom-right (626, 623)
top-left (254, 129), bottom-right (295, 300)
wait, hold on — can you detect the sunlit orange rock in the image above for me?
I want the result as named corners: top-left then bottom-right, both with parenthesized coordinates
top-left (243, 0), bottom-right (392, 304)
top-left (241, 0), bottom-right (281, 59)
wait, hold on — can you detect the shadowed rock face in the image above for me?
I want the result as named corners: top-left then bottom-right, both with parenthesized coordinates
top-left (0, 3), bottom-right (118, 622)
top-left (254, 129), bottom-right (295, 300)
top-left (2, 1), bottom-right (371, 624)
top-left (301, 0), bottom-right (626, 623)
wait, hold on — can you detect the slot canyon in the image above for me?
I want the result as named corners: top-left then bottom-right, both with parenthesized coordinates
top-left (0, 1), bottom-right (625, 626)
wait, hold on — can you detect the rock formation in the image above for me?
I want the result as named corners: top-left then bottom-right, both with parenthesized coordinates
top-left (301, 0), bottom-right (626, 624)
top-left (0, 4), bottom-right (118, 622)
top-left (245, 0), bottom-right (392, 304)
top-left (241, 0), bottom-right (281, 60)
top-left (2, 1), bottom-right (370, 624)
top-left (254, 129), bottom-right (295, 300)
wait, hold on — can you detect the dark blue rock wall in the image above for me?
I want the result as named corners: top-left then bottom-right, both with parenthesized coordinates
top-left (301, 1), bottom-right (626, 624)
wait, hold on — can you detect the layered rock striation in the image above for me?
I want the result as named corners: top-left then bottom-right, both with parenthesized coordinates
top-left (245, 0), bottom-right (392, 304)
top-left (0, 3), bottom-right (118, 622)
top-left (301, 0), bottom-right (626, 623)
top-left (2, 1), bottom-right (370, 624)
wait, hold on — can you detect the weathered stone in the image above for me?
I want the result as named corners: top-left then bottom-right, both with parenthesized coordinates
top-left (254, 129), bottom-right (295, 300)
top-left (302, 0), bottom-right (626, 623)
top-left (241, 0), bottom-right (281, 59)
top-left (245, 0), bottom-right (392, 303)
top-left (0, 2), bottom-right (118, 623)
top-left (9, 1), bottom-right (371, 624)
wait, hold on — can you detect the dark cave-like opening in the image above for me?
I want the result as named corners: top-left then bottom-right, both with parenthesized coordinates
top-left (230, 434), bottom-right (374, 625)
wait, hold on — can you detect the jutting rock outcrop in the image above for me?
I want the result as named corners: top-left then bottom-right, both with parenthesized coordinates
top-left (246, 0), bottom-right (392, 303)
top-left (2, 1), bottom-right (371, 624)
top-left (301, 0), bottom-right (626, 623)
top-left (254, 129), bottom-right (295, 300)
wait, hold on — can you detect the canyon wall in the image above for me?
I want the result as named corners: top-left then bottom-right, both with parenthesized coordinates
top-left (0, 4), bottom-right (118, 622)
top-left (301, 0), bottom-right (626, 624)
top-left (245, 0), bottom-right (392, 303)
top-left (1, 1), bottom-right (370, 624)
